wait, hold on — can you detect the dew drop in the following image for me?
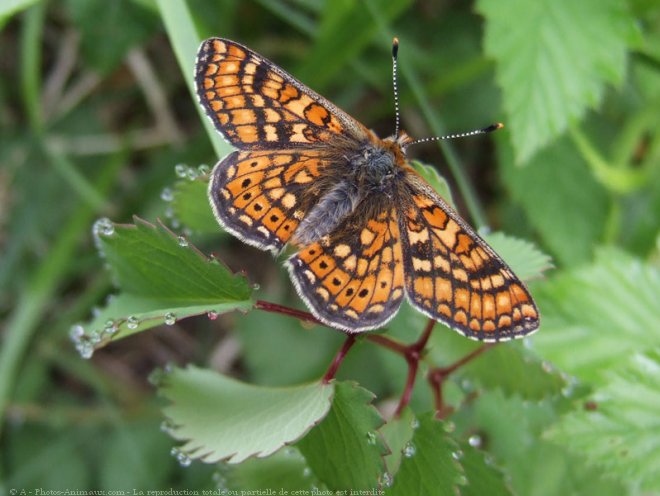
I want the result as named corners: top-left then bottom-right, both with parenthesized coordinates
top-left (177, 236), bottom-right (189, 247)
top-left (213, 471), bottom-right (229, 491)
top-left (164, 312), bottom-right (177, 326)
top-left (443, 421), bottom-right (456, 433)
top-left (69, 324), bottom-right (85, 342)
top-left (452, 449), bottom-right (464, 460)
top-left (103, 321), bottom-right (119, 336)
top-left (366, 431), bottom-right (377, 445)
top-left (197, 164), bottom-right (210, 175)
top-left (160, 420), bottom-right (176, 435)
top-left (160, 187), bottom-right (174, 202)
top-left (468, 434), bottom-right (482, 448)
top-left (126, 316), bottom-right (139, 329)
top-left (283, 447), bottom-right (296, 458)
top-left (93, 217), bottom-right (115, 237)
top-left (380, 472), bottom-right (393, 488)
top-left (252, 283), bottom-right (261, 290)
top-left (403, 442), bottom-right (416, 458)
top-left (302, 467), bottom-right (312, 478)
top-left (410, 417), bottom-right (420, 430)
top-left (87, 331), bottom-right (102, 346)
top-left (541, 360), bottom-right (554, 373)
top-left (77, 344), bottom-right (95, 360)
top-left (164, 206), bottom-right (175, 219)
top-left (175, 163), bottom-right (188, 178)
top-left (171, 447), bottom-right (192, 467)
top-left (457, 474), bottom-right (469, 486)
top-left (207, 310), bottom-right (218, 320)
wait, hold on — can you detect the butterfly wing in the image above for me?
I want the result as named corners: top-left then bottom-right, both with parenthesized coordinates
top-left (286, 199), bottom-right (405, 332)
top-left (209, 149), bottom-right (347, 253)
top-left (196, 38), bottom-right (369, 150)
top-left (399, 171), bottom-right (540, 341)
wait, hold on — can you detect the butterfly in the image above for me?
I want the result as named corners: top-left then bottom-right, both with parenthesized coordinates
top-left (195, 37), bottom-right (540, 341)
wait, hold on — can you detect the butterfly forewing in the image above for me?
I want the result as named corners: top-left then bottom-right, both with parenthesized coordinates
top-left (195, 38), bottom-right (369, 150)
top-left (209, 149), bottom-right (340, 253)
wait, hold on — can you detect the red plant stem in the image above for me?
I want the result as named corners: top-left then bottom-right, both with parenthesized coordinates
top-left (428, 342), bottom-right (496, 418)
top-left (393, 318), bottom-right (436, 417)
top-left (254, 300), bottom-right (323, 326)
top-left (322, 334), bottom-right (357, 383)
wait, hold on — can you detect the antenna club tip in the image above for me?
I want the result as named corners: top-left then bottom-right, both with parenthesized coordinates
top-left (495, 122), bottom-right (504, 130)
top-left (392, 37), bottom-right (399, 57)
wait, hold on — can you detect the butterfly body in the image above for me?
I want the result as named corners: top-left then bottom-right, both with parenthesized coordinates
top-left (196, 38), bottom-right (540, 340)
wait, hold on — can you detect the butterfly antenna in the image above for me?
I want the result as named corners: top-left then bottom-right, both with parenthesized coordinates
top-left (392, 37), bottom-right (401, 138)
top-left (407, 123), bottom-right (504, 147)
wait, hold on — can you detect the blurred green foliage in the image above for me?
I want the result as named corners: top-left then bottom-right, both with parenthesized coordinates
top-left (1, 0), bottom-right (659, 493)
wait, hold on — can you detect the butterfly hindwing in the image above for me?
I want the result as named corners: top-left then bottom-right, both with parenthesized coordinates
top-left (399, 172), bottom-right (540, 341)
top-left (286, 199), bottom-right (405, 332)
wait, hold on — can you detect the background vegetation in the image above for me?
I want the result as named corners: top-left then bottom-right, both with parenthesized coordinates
top-left (1, 0), bottom-right (659, 493)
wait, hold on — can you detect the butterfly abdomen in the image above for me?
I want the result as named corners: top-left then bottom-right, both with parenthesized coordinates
top-left (292, 180), bottom-right (361, 246)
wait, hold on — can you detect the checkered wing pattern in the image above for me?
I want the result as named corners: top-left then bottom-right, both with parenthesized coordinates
top-left (399, 172), bottom-right (540, 341)
top-left (286, 199), bottom-right (405, 332)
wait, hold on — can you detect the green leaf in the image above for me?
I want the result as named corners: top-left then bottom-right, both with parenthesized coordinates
top-left (545, 351), bottom-right (660, 492)
top-left (388, 413), bottom-right (464, 495)
top-left (498, 137), bottom-right (609, 267)
top-left (237, 309), bottom-right (342, 387)
top-left (411, 160), bottom-right (455, 207)
top-left (219, 448), bottom-right (322, 492)
top-left (477, 0), bottom-right (639, 162)
top-left (297, 381), bottom-right (388, 490)
top-left (160, 366), bottom-right (334, 464)
top-left (532, 248), bottom-right (660, 384)
top-left (170, 176), bottom-right (221, 235)
top-left (460, 442), bottom-right (514, 496)
top-left (461, 343), bottom-right (566, 400)
top-left (473, 390), bottom-right (626, 496)
top-left (482, 231), bottom-right (552, 281)
top-left (380, 408), bottom-right (416, 476)
top-left (72, 218), bottom-right (252, 357)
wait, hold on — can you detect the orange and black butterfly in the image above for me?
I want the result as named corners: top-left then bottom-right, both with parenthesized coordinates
top-left (195, 37), bottom-right (539, 341)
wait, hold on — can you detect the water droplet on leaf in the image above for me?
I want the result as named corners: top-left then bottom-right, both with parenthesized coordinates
top-left (160, 187), bottom-right (174, 202)
top-left (443, 421), bottom-right (456, 433)
top-left (207, 310), bottom-right (218, 320)
top-left (177, 236), bottom-right (188, 247)
top-left (126, 316), bottom-right (139, 329)
top-left (170, 447), bottom-right (192, 467)
top-left (197, 164), bottom-right (210, 175)
top-left (452, 449), bottom-right (464, 460)
top-left (366, 431), bottom-right (377, 445)
top-left (403, 442), bottom-right (416, 458)
top-left (175, 164), bottom-right (188, 178)
top-left (93, 218), bottom-right (115, 237)
top-left (468, 434), bottom-right (482, 448)
top-left (164, 312), bottom-right (176, 325)
top-left (69, 324), bottom-right (85, 341)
